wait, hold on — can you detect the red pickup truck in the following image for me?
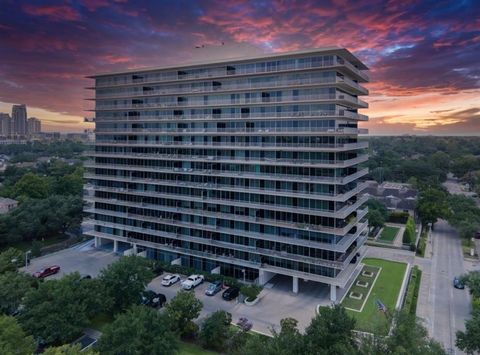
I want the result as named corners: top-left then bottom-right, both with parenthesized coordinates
top-left (33, 265), bottom-right (61, 278)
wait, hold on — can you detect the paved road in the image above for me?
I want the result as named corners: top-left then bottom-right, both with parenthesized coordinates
top-left (429, 220), bottom-right (471, 354)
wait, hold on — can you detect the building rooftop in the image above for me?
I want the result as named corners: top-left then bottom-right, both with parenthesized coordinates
top-left (0, 197), bottom-right (17, 204)
top-left (87, 46), bottom-right (368, 78)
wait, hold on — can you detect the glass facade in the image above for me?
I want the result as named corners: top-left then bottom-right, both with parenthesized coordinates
top-left (85, 48), bottom-right (369, 287)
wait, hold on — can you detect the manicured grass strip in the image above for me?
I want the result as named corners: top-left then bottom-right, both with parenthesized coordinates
top-left (378, 226), bottom-right (399, 243)
top-left (178, 341), bottom-right (218, 355)
top-left (346, 258), bottom-right (407, 335)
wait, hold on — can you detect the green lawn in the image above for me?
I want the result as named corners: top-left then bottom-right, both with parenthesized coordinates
top-left (346, 258), bottom-right (407, 334)
top-left (378, 226), bottom-right (400, 243)
top-left (342, 265), bottom-right (381, 311)
top-left (178, 342), bottom-right (218, 355)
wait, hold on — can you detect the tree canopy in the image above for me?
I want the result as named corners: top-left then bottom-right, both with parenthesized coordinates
top-left (165, 290), bottom-right (203, 338)
top-left (0, 314), bottom-right (36, 355)
top-left (97, 305), bottom-right (178, 355)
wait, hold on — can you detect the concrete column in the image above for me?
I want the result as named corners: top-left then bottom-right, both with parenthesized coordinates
top-left (94, 237), bottom-right (99, 248)
top-left (330, 284), bottom-right (337, 303)
top-left (113, 240), bottom-right (118, 253)
top-left (132, 243), bottom-right (138, 254)
top-left (292, 276), bottom-right (299, 294)
top-left (258, 269), bottom-right (275, 285)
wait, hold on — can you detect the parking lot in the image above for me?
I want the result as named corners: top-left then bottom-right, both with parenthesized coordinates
top-left (21, 242), bottom-right (330, 334)
top-left (21, 240), bottom-right (119, 279)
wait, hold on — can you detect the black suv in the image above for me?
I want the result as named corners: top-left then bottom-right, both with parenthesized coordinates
top-left (222, 286), bottom-right (240, 301)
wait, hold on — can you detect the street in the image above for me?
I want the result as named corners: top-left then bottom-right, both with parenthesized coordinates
top-left (428, 220), bottom-right (471, 354)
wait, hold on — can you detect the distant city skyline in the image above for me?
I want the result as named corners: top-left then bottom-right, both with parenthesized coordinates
top-left (1, 1), bottom-right (479, 135)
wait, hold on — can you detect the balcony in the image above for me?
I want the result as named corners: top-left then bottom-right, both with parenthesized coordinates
top-left (84, 167), bottom-right (368, 185)
top-left (86, 205), bottom-right (368, 252)
top-left (93, 109), bottom-right (367, 124)
top-left (87, 141), bottom-right (368, 154)
top-left (94, 92), bottom-right (367, 111)
top-left (93, 75), bottom-right (368, 100)
top-left (93, 57), bottom-right (368, 89)
top-left (85, 153), bottom-right (368, 169)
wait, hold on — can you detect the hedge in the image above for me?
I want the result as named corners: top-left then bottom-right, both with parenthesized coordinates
top-left (403, 266), bottom-right (422, 315)
top-left (388, 211), bottom-right (410, 224)
top-left (403, 216), bottom-right (416, 244)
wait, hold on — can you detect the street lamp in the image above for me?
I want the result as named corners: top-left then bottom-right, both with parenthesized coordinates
top-left (241, 269), bottom-right (246, 283)
top-left (25, 250), bottom-right (31, 268)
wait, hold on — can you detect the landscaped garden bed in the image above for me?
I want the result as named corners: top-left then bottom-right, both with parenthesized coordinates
top-left (378, 226), bottom-right (400, 243)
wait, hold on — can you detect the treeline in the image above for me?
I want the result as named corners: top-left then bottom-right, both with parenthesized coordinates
top-left (0, 160), bottom-right (84, 248)
top-left (366, 136), bottom-right (480, 190)
top-left (0, 140), bottom-right (86, 162)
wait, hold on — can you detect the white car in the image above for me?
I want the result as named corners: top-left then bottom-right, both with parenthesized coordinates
top-left (181, 274), bottom-right (204, 290)
top-left (161, 274), bottom-right (180, 287)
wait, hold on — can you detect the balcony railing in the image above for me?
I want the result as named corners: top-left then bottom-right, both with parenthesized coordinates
top-left (85, 153), bottom-right (368, 169)
top-left (94, 75), bottom-right (368, 100)
top-left (85, 205), bottom-right (368, 252)
top-left (84, 168), bottom-right (368, 185)
top-left (85, 194), bottom-right (368, 235)
top-left (94, 93), bottom-right (367, 111)
top-left (93, 56), bottom-right (368, 89)
top-left (87, 141), bottom-right (368, 155)
top-left (93, 110), bottom-right (368, 123)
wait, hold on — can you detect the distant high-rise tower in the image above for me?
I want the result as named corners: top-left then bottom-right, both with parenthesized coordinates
top-left (12, 104), bottom-right (27, 136)
top-left (27, 117), bottom-right (41, 135)
top-left (0, 113), bottom-right (12, 136)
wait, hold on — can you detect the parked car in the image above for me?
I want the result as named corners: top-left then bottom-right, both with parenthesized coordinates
top-left (80, 274), bottom-right (92, 280)
top-left (453, 277), bottom-right (465, 289)
top-left (222, 286), bottom-right (240, 301)
top-left (205, 280), bottom-right (223, 296)
top-left (33, 265), bottom-right (60, 279)
top-left (236, 317), bottom-right (253, 331)
top-left (161, 274), bottom-right (180, 287)
top-left (181, 274), bottom-right (204, 290)
top-left (141, 290), bottom-right (167, 308)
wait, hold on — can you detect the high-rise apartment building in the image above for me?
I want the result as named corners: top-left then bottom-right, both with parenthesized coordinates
top-left (0, 113), bottom-right (12, 136)
top-left (12, 104), bottom-right (27, 136)
top-left (85, 47), bottom-right (369, 301)
top-left (27, 117), bottom-right (42, 135)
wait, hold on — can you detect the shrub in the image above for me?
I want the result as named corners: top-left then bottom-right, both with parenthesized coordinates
top-left (240, 284), bottom-right (262, 302)
top-left (403, 216), bottom-right (416, 244)
top-left (403, 266), bottom-right (422, 315)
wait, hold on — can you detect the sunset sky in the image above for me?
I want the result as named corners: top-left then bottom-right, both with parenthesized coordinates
top-left (0, 0), bottom-right (479, 134)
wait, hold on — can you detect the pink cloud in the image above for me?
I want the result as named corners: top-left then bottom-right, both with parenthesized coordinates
top-left (22, 4), bottom-right (81, 21)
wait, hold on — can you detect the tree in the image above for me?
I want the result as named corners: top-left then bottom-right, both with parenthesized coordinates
top-left (99, 256), bottom-right (153, 312)
top-left (97, 305), bottom-right (178, 355)
top-left (456, 309), bottom-right (480, 354)
top-left (368, 209), bottom-right (386, 231)
top-left (0, 248), bottom-right (24, 273)
top-left (0, 271), bottom-right (37, 315)
top-left (417, 188), bottom-right (450, 227)
top-left (385, 311), bottom-right (446, 355)
top-left (12, 172), bottom-right (51, 199)
top-left (303, 305), bottom-right (357, 355)
top-left (165, 290), bottom-right (203, 337)
top-left (461, 271), bottom-right (480, 299)
top-left (44, 344), bottom-right (98, 355)
top-left (19, 273), bottom-right (97, 344)
top-left (0, 314), bottom-right (35, 355)
top-left (199, 311), bottom-right (232, 351)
